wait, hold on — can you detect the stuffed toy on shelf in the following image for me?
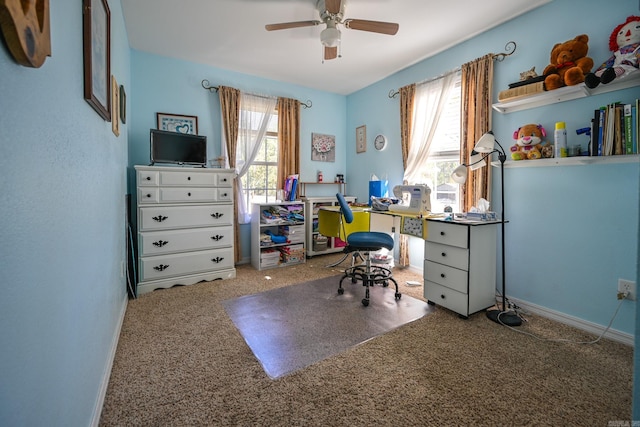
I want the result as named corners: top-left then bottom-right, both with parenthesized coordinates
top-left (510, 123), bottom-right (550, 160)
top-left (585, 15), bottom-right (640, 89)
top-left (543, 34), bottom-right (594, 90)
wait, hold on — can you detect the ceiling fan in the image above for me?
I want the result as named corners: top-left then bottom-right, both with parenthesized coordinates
top-left (265, 0), bottom-right (399, 61)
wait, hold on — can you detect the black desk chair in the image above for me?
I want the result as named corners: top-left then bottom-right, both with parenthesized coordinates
top-left (336, 193), bottom-right (401, 306)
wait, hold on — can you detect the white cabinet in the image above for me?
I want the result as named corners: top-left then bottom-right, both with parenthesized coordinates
top-left (251, 202), bottom-right (306, 270)
top-left (135, 165), bottom-right (236, 295)
top-left (423, 219), bottom-right (498, 317)
top-left (303, 196), bottom-right (355, 257)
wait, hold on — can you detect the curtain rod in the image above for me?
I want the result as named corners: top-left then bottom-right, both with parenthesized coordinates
top-left (201, 80), bottom-right (313, 109)
top-left (387, 41), bottom-right (517, 99)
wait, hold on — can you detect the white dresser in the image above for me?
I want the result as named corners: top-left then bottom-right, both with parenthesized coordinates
top-left (423, 219), bottom-right (498, 318)
top-left (135, 165), bottom-right (237, 295)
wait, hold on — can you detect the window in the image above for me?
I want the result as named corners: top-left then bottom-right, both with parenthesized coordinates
top-left (411, 75), bottom-right (462, 213)
top-left (239, 113), bottom-right (279, 208)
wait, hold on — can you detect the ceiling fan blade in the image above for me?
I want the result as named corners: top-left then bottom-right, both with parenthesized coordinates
top-left (325, 0), bottom-right (342, 15)
top-left (265, 21), bottom-right (321, 31)
top-left (344, 19), bottom-right (399, 35)
top-left (324, 46), bottom-right (338, 60)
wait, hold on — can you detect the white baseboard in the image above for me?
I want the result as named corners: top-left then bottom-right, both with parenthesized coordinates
top-left (510, 297), bottom-right (634, 347)
top-left (90, 293), bottom-right (128, 427)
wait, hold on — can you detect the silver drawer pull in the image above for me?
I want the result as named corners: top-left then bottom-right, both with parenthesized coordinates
top-left (153, 240), bottom-right (169, 247)
top-left (211, 212), bottom-right (224, 219)
top-left (211, 235), bottom-right (223, 241)
top-left (152, 215), bottom-right (168, 222)
top-left (211, 256), bottom-right (224, 263)
top-left (154, 264), bottom-right (169, 271)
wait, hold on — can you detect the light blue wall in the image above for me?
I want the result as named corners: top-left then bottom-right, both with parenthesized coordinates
top-left (0, 1), bottom-right (130, 426)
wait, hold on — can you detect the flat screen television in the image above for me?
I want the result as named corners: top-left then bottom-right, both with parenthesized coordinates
top-left (150, 129), bottom-right (207, 166)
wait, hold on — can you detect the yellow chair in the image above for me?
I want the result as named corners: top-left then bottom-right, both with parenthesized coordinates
top-left (335, 193), bottom-right (401, 307)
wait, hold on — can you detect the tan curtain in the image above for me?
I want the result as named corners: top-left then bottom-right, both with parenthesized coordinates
top-left (218, 86), bottom-right (241, 263)
top-left (277, 97), bottom-right (300, 190)
top-left (397, 84), bottom-right (416, 267)
top-left (460, 54), bottom-right (494, 212)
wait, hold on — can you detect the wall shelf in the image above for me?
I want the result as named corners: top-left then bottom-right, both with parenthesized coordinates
top-left (492, 73), bottom-right (640, 114)
top-left (492, 154), bottom-right (639, 168)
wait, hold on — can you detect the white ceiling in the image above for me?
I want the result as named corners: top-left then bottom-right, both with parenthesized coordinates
top-left (121, 0), bottom-right (550, 95)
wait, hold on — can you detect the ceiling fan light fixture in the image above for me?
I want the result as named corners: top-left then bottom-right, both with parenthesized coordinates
top-left (320, 27), bottom-right (341, 47)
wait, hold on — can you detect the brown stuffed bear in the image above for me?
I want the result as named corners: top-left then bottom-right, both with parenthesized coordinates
top-left (543, 34), bottom-right (594, 90)
top-left (510, 123), bottom-right (549, 160)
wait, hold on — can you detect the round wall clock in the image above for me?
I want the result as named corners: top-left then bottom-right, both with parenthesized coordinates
top-left (374, 134), bottom-right (388, 151)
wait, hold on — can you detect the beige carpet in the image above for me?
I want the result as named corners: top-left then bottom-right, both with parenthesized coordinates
top-left (100, 253), bottom-right (634, 426)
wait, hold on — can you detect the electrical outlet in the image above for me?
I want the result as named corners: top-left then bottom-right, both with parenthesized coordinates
top-left (617, 279), bottom-right (636, 301)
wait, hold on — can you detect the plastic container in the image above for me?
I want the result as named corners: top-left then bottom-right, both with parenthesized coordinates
top-left (554, 122), bottom-right (567, 158)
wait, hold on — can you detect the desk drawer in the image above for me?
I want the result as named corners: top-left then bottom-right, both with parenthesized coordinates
top-left (424, 281), bottom-right (468, 316)
top-left (426, 221), bottom-right (468, 248)
top-left (424, 260), bottom-right (468, 294)
top-left (424, 241), bottom-right (468, 271)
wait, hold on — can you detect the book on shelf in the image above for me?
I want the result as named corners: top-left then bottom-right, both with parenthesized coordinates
top-left (589, 100), bottom-right (639, 156)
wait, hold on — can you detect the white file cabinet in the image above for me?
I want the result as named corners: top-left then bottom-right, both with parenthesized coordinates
top-left (135, 165), bottom-right (237, 295)
top-left (423, 219), bottom-right (498, 317)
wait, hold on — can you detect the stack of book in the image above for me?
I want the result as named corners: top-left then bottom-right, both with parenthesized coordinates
top-left (498, 76), bottom-right (546, 102)
top-left (589, 99), bottom-right (638, 156)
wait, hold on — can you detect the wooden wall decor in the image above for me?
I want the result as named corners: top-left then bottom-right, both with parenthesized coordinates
top-left (0, 0), bottom-right (51, 68)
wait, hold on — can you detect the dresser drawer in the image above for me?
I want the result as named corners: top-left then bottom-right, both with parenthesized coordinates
top-left (424, 241), bottom-right (469, 271)
top-left (139, 226), bottom-right (233, 256)
top-left (159, 170), bottom-right (216, 186)
top-left (137, 170), bottom-right (159, 186)
top-left (139, 247), bottom-right (234, 281)
top-left (426, 221), bottom-right (468, 248)
top-left (423, 260), bottom-right (468, 294)
top-left (138, 188), bottom-right (159, 204)
top-left (139, 204), bottom-right (233, 231)
top-left (424, 281), bottom-right (469, 316)
top-left (159, 187), bottom-right (218, 203)
top-left (216, 172), bottom-right (234, 187)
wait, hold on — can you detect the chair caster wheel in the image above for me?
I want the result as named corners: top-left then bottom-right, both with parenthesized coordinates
top-left (362, 298), bottom-right (369, 306)
top-left (337, 288), bottom-right (344, 295)
top-left (395, 293), bottom-right (401, 300)
top-left (382, 281), bottom-right (389, 287)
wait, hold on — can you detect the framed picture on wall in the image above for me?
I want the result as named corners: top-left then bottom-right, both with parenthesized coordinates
top-left (111, 75), bottom-right (119, 136)
top-left (82, 0), bottom-right (111, 121)
top-left (356, 125), bottom-right (366, 153)
top-left (119, 85), bottom-right (126, 124)
top-left (156, 113), bottom-right (199, 134)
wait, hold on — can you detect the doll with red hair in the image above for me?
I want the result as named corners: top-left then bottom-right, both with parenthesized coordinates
top-left (585, 15), bottom-right (640, 88)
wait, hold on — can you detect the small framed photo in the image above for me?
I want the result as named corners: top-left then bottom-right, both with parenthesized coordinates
top-left (111, 75), bottom-right (119, 136)
top-left (119, 85), bottom-right (126, 124)
top-left (356, 125), bottom-right (366, 153)
top-left (156, 113), bottom-right (198, 134)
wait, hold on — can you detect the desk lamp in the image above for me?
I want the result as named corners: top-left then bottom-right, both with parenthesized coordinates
top-left (451, 131), bottom-right (522, 327)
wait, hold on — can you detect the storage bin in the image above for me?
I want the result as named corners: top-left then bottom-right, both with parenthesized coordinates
top-left (313, 235), bottom-right (328, 252)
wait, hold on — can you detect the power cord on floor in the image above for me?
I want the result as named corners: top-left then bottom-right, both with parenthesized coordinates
top-left (499, 291), bottom-right (630, 344)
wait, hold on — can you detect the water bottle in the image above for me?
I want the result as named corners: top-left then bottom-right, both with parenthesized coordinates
top-left (554, 122), bottom-right (567, 158)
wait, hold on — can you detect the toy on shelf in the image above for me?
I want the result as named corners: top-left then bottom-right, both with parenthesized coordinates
top-left (543, 34), bottom-right (594, 90)
top-left (585, 15), bottom-right (640, 89)
top-left (510, 124), bottom-right (551, 160)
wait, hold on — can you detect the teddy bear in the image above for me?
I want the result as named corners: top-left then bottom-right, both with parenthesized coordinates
top-left (510, 124), bottom-right (549, 161)
top-left (543, 34), bottom-right (594, 90)
top-left (585, 16), bottom-right (640, 89)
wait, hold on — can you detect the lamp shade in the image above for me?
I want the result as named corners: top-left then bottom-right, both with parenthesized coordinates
top-left (474, 132), bottom-right (497, 153)
top-left (469, 152), bottom-right (486, 170)
top-left (451, 164), bottom-right (467, 183)
top-left (320, 27), bottom-right (341, 47)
